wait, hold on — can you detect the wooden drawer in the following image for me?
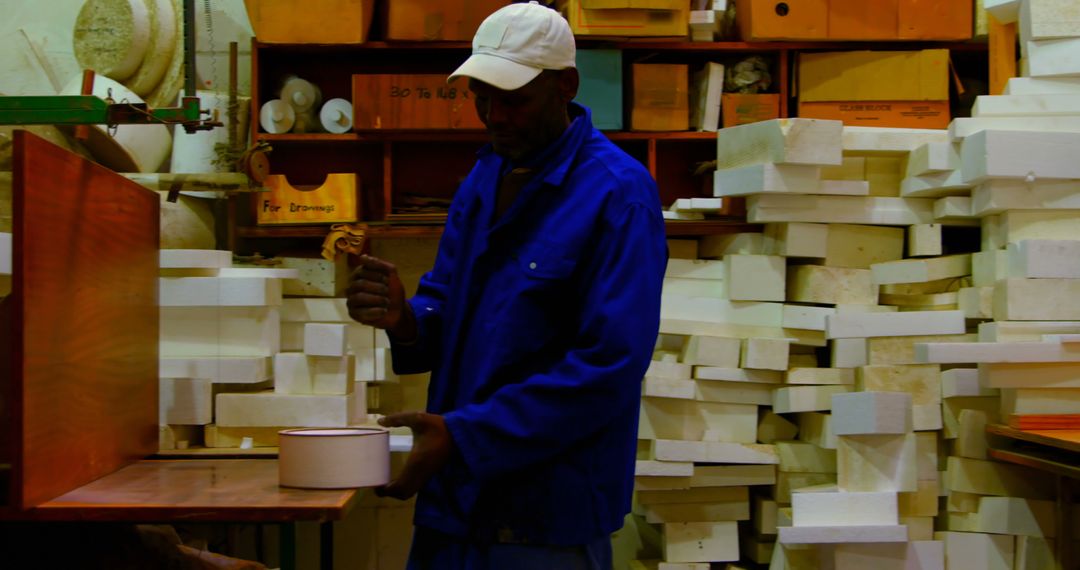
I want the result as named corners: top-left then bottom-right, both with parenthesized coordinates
top-left (736, 0), bottom-right (829, 40)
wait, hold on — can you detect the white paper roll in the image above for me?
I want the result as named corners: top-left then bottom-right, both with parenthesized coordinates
top-left (279, 427), bottom-right (390, 489)
top-left (281, 76), bottom-right (322, 113)
top-left (61, 74), bottom-right (172, 173)
top-left (171, 90), bottom-right (251, 175)
top-left (260, 99), bottom-right (295, 134)
top-left (320, 98), bottom-right (353, 134)
top-left (73, 0), bottom-right (152, 82)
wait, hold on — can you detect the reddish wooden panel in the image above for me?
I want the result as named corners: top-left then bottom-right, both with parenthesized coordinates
top-left (8, 131), bottom-right (159, 509)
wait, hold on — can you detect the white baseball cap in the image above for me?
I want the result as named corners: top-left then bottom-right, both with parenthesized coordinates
top-left (448, 1), bottom-right (576, 91)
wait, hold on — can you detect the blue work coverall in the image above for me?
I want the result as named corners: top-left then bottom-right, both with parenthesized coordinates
top-left (390, 103), bottom-right (667, 560)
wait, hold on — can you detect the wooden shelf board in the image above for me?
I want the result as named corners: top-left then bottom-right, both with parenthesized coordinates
top-left (254, 39), bottom-right (987, 52)
top-left (258, 131), bottom-right (718, 143)
top-left (237, 219), bottom-right (758, 239)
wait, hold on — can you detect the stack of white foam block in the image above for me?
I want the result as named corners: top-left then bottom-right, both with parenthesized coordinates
top-left (634, 64), bottom-right (1080, 563)
top-left (157, 250), bottom-right (379, 449)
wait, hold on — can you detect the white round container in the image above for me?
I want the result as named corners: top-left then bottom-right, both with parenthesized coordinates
top-left (281, 76), bottom-right (322, 113)
top-left (260, 99), bottom-right (295, 134)
top-left (278, 427), bottom-right (390, 489)
top-left (60, 74), bottom-right (172, 173)
top-left (319, 98), bottom-right (353, 134)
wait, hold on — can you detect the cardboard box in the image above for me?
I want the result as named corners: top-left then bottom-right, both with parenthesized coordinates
top-left (559, 0), bottom-right (689, 37)
top-left (352, 74), bottom-right (485, 130)
top-left (736, 0), bottom-right (829, 40)
top-left (798, 101), bottom-right (950, 129)
top-left (898, 0), bottom-right (972, 40)
top-left (245, 0), bottom-right (376, 44)
top-left (722, 93), bottom-right (780, 127)
top-left (799, 50), bottom-right (950, 102)
top-left (631, 64), bottom-right (689, 131)
top-left (582, 0), bottom-right (682, 7)
top-left (257, 174), bottom-right (359, 225)
top-left (383, 0), bottom-right (508, 41)
top-left (829, 0), bottom-right (899, 40)
top-left (575, 49), bottom-right (623, 130)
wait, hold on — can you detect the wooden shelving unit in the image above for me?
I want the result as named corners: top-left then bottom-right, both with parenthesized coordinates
top-left (232, 38), bottom-right (988, 254)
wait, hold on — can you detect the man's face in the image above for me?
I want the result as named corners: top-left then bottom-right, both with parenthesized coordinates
top-left (469, 70), bottom-right (574, 161)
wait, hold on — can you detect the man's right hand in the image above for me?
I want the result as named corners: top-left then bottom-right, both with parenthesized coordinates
top-left (346, 255), bottom-right (417, 341)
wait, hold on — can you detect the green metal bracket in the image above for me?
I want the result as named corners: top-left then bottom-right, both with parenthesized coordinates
top-left (0, 95), bottom-right (220, 133)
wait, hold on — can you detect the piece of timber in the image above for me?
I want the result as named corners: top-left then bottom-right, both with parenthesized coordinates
top-left (792, 489), bottom-right (899, 527)
top-left (662, 521), bottom-right (739, 564)
top-left (908, 142), bottom-right (960, 177)
top-left (785, 367), bottom-right (855, 385)
top-left (900, 170), bottom-right (971, 199)
top-left (826, 311), bottom-right (965, 339)
top-left (766, 222), bottom-right (828, 258)
top-left (841, 126), bottom-right (950, 155)
top-left (772, 385), bottom-right (851, 414)
top-left (826, 223), bottom-right (906, 268)
top-left (908, 224), bottom-right (943, 257)
top-left (775, 441), bottom-right (837, 473)
top-left (871, 254), bottom-right (971, 285)
top-left (757, 411), bottom-right (798, 444)
top-left (1005, 76), bottom-right (1080, 95)
top-left (650, 440), bottom-right (779, 464)
top-left (778, 524), bottom-right (909, 544)
top-left (973, 93), bottom-right (1080, 117)
top-left (713, 164), bottom-right (822, 197)
top-left (725, 255), bottom-right (786, 302)
top-left (715, 118), bottom-right (843, 169)
top-left (917, 340), bottom-right (1080, 363)
top-left (831, 391), bottom-right (913, 435)
top-left (837, 432), bottom-right (918, 492)
top-left (973, 179), bottom-right (1080, 215)
top-left (961, 130), bottom-right (1080, 184)
top-left (942, 367), bottom-right (998, 398)
top-left (867, 334), bottom-right (976, 366)
top-left (994, 278), bottom-right (1080, 320)
top-left (747, 195), bottom-right (935, 225)
top-left (949, 116), bottom-right (1080, 139)
top-left (1009, 239), bottom-right (1080, 278)
top-left (786, 265), bottom-right (877, 305)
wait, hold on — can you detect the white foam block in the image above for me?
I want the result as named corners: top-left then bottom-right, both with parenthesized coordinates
top-left (1009, 239), bottom-right (1080, 278)
top-left (785, 367), bottom-right (855, 385)
top-left (995, 278), bottom-right (1080, 320)
top-left (871, 255), bottom-right (970, 285)
top-left (842, 126), bottom-right (950, 155)
top-left (662, 522), bottom-right (739, 564)
top-left (972, 179), bottom-right (1080, 216)
top-left (651, 440), bottom-right (779, 464)
top-left (907, 224), bottom-right (942, 257)
top-left (779, 525), bottom-right (908, 544)
top-left (973, 94), bottom-right (1080, 117)
top-left (714, 164), bottom-right (822, 197)
top-left (797, 412), bottom-right (838, 449)
top-left (281, 298), bottom-right (351, 322)
top-left (1026, 37), bottom-right (1080, 77)
top-left (782, 305), bottom-right (835, 332)
top-left (747, 195), bottom-right (935, 226)
top-left (635, 460), bottom-right (695, 477)
top-left (1004, 76), bottom-right (1080, 95)
top-left (280, 255), bottom-right (350, 297)
top-left (907, 142), bottom-right (959, 177)
top-left (917, 340), bottom-right (1080, 363)
top-left (159, 355), bottom-right (271, 384)
top-left (215, 391), bottom-right (363, 427)
top-left (159, 377), bottom-right (212, 425)
top-left (938, 532), bottom-right (1014, 570)
top-left (961, 130), bottom-right (1080, 184)
top-left (833, 541), bottom-right (944, 570)
top-left (665, 259), bottom-right (726, 280)
top-left (661, 296), bottom-right (783, 328)
top-left (693, 366), bottom-right (783, 384)
top-left (663, 277), bottom-right (726, 298)
top-left (160, 277), bottom-right (282, 307)
top-left (838, 433), bottom-right (918, 493)
top-left (274, 352), bottom-right (355, 395)
top-left (832, 338), bottom-right (868, 368)
top-left (741, 337), bottom-right (790, 371)
top-left (792, 490), bottom-right (898, 527)
top-left (766, 223), bottom-right (828, 258)
top-left (682, 335), bottom-right (741, 367)
top-left (941, 368), bottom-right (998, 398)
top-left (725, 255), bottom-right (786, 302)
top-left (715, 118), bottom-right (843, 169)
top-left (1020, 0), bottom-right (1080, 40)
top-left (832, 391), bottom-right (913, 435)
top-left (160, 249), bottom-right (232, 269)
top-left (304, 323), bottom-right (349, 357)
top-left (160, 306), bottom-right (280, 357)
top-left (826, 311), bottom-right (965, 339)
top-left (787, 265), bottom-right (877, 306)
top-left (773, 385), bottom-right (851, 414)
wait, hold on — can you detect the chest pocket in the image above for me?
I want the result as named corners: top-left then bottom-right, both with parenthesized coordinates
top-left (517, 239), bottom-right (577, 281)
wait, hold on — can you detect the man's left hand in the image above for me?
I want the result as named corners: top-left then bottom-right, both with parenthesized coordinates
top-left (376, 412), bottom-right (454, 500)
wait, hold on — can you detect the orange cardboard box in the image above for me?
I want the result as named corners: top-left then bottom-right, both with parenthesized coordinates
top-left (560, 0), bottom-right (690, 37)
top-left (245, 0), bottom-right (376, 44)
top-left (736, 0), bottom-right (828, 40)
top-left (722, 93), bottom-right (780, 127)
top-left (352, 75), bottom-right (484, 130)
top-left (898, 0), bottom-right (973, 40)
top-left (798, 100), bottom-right (950, 129)
top-left (383, 0), bottom-right (508, 41)
top-left (631, 64), bottom-right (689, 131)
top-left (828, 0), bottom-right (899, 40)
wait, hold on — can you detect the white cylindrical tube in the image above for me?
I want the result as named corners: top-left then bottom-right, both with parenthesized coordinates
top-left (319, 98), bottom-right (353, 134)
top-left (278, 427), bottom-right (390, 489)
top-left (260, 99), bottom-right (295, 134)
top-left (281, 76), bottom-right (322, 113)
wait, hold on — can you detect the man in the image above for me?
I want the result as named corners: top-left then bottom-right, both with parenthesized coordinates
top-left (346, 2), bottom-right (666, 568)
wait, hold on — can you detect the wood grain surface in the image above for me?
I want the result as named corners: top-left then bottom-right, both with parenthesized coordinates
top-left (7, 130), bottom-right (159, 509)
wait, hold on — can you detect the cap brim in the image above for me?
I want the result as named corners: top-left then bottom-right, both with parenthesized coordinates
top-left (448, 53), bottom-right (543, 91)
